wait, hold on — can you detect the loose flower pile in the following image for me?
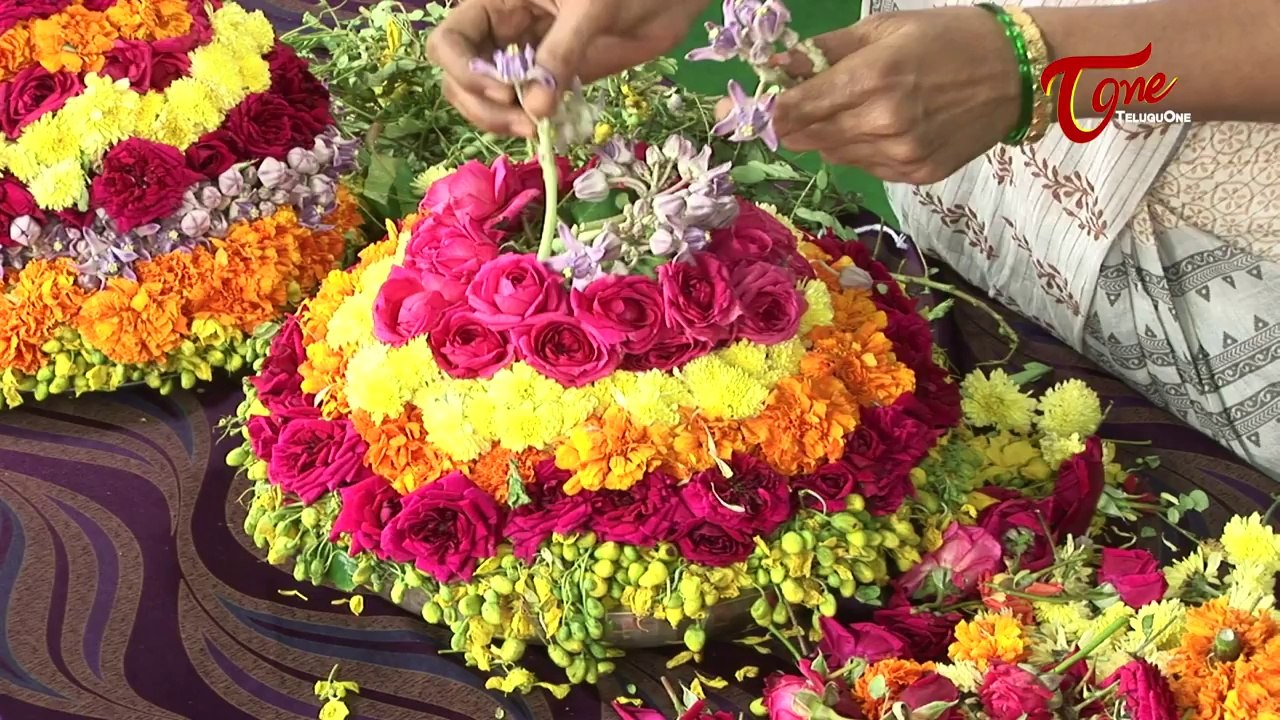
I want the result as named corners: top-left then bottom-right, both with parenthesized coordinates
top-left (0, 0), bottom-right (362, 407)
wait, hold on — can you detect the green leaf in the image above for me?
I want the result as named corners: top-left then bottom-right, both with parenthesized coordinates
top-left (854, 584), bottom-right (882, 604)
top-left (731, 165), bottom-right (768, 185)
top-left (362, 153), bottom-right (404, 207)
top-left (569, 191), bottom-right (628, 225)
top-left (327, 553), bottom-right (360, 593)
top-left (1187, 490), bottom-right (1210, 511)
top-left (382, 117), bottom-right (430, 140)
top-left (507, 460), bottom-right (533, 509)
top-left (816, 168), bottom-right (829, 190)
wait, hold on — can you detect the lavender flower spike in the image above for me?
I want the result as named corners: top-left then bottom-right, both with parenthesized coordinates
top-left (469, 44), bottom-right (555, 88)
top-left (712, 80), bottom-right (779, 151)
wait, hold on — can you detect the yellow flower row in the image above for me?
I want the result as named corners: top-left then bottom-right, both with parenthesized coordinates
top-left (0, 3), bottom-right (276, 209)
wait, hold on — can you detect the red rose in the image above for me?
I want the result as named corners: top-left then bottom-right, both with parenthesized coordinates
top-left (1106, 660), bottom-right (1178, 720)
top-left (0, 1), bottom-right (63, 35)
top-left (503, 460), bottom-right (592, 561)
top-left (90, 139), bottom-right (203, 233)
top-left (681, 454), bottom-right (792, 537)
top-left (246, 404), bottom-right (321, 463)
top-left (621, 322), bottom-right (712, 371)
top-left (979, 663), bottom-right (1055, 720)
top-left (512, 313), bottom-right (619, 387)
top-left (588, 472), bottom-right (682, 547)
top-left (1043, 436), bottom-right (1105, 537)
top-left (658, 253), bottom-right (741, 343)
top-left (570, 274), bottom-right (665, 353)
top-left (900, 673), bottom-right (961, 719)
top-left (730, 260), bottom-right (806, 344)
top-left (0, 66), bottom-right (83, 139)
top-left (101, 40), bottom-right (190, 92)
top-left (793, 461), bottom-right (858, 509)
top-left (224, 93), bottom-right (307, 160)
top-left (709, 199), bottom-right (795, 263)
top-left (251, 315), bottom-right (310, 412)
top-left (871, 605), bottom-right (961, 662)
top-left (674, 520), bottom-right (754, 566)
top-left (978, 498), bottom-right (1056, 571)
top-left (267, 43), bottom-right (333, 136)
top-left (844, 399), bottom-right (932, 515)
top-left (429, 310), bottom-right (515, 380)
top-left (1099, 548), bottom-right (1167, 608)
top-left (379, 472), bottom-right (504, 583)
top-left (268, 418), bottom-right (374, 504)
top-left (817, 617), bottom-right (908, 665)
top-left (330, 474), bottom-right (401, 559)
top-left (185, 130), bottom-right (240, 178)
top-left (0, 174), bottom-right (41, 247)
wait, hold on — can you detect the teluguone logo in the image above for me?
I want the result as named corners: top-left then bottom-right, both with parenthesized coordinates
top-left (1041, 44), bottom-right (1181, 143)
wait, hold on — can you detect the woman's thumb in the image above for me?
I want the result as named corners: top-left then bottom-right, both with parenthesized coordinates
top-left (522, 2), bottom-right (606, 117)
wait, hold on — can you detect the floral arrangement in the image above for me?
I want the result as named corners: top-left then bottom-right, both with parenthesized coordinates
top-left (707, 508), bottom-right (1280, 720)
top-left (0, 0), bottom-right (362, 407)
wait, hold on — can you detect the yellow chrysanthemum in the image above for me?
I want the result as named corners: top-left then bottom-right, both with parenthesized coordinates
top-left (188, 44), bottom-right (245, 110)
top-left (1083, 602), bottom-right (1136, 656)
top-left (1221, 514), bottom-right (1280, 571)
top-left (414, 381), bottom-right (492, 462)
top-left (762, 338), bottom-right (807, 384)
top-left (325, 292), bottom-right (379, 350)
top-left (164, 77), bottom-right (224, 133)
top-left (236, 51), bottom-right (272, 94)
top-left (414, 165), bottom-right (456, 194)
top-left (948, 612), bottom-right (1028, 669)
top-left (210, 4), bottom-right (276, 55)
top-left (1036, 378), bottom-right (1104, 438)
top-left (960, 368), bottom-right (1037, 433)
top-left (14, 113), bottom-right (76, 168)
top-left (344, 344), bottom-right (411, 421)
top-left (1033, 601), bottom-right (1093, 644)
top-left (798, 279), bottom-right (834, 334)
top-left (27, 159), bottom-right (86, 209)
top-left (1040, 432), bottom-right (1087, 468)
top-left (60, 73), bottom-right (140, 157)
top-left (717, 340), bottom-right (770, 377)
top-left (1121, 599), bottom-right (1188, 656)
top-left (602, 371), bottom-right (686, 428)
top-left (1225, 562), bottom-right (1277, 611)
top-left (680, 354), bottom-right (770, 419)
top-left (480, 363), bottom-right (594, 452)
top-left (1163, 546), bottom-right (1225, 598)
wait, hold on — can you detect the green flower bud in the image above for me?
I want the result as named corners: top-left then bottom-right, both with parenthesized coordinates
top-left (683, 625), bottom-right (707, 653)
top-left (845, 494), bottom-right (866, 513)
top-left (597, 660), bottom-right (615, 675)
top-left (421, 601), bottom-right (443, 624)
top-left (592, 558), bottom-right (616, 579)
top-left (750, 698), bottom-right (767, 717)
top-left (48, 376), bottom-right (70, 395)
top-left (226, 354), bottom-right (245, 373)
top-left (207, 350), bottom-right (227, 367)
top-left (480, 601), bottom-right (502, 626)
top-left (818, 594), bottom-right (838, 617)
top-left (390, 580), bottom-right (407, 605)
top-left (158, 378), bottom-right (175, 396)
top-left (585, 597), bottom-right (606, 619)
top-left (293, 561), bottom-right (307, 582)
top-left (41, 339), bottom-right (62, 354)
top-left (180, 371), bottom-right (198, 390)
top-left (36, 366), bottom-right (54, 382)
top-left (489, 575), bottom-right (514, 596)
top-left (352, 563), bottom-right (374, 585)
top-left (750, 597), bottom-right (773, 626)
top-left (815, 546), bottom-right (836, 567)
top-left (780, 531), bottom-right (805, 555)
top-left (637, 560), bottom-right (669, 588)
top-left (33, 382), bottom-right (50, 402)
top-left (562, 543), bottom-right (579, 562)
top-left (246, 462), bottom-right (268, 482)
top-left (771, 600), bottom-right (789, 626)
top-left (769, 566), bottom-right (787, 586)
top-left (497, 637), bottom-right (526, 663)
top-left (567, 657), bottom-right (587, 684)
top-left (300, 507), bottom-right (320, 529)
top-left (483, 589), bottom-right (499, 605)
top-left (839, 579), bottom-right (856, 598)
top-left (853, 561), bottom-right (877, 584)
top-left (460, 594), bottom-right (484, 617)
top-left (594, 541), bottom-right (622, 561)
top-left (548, 644), bottom-right (572, 668)
top-left (586, 618), bottom-right (605, 640)
top-left (780, 579), bottom-right (805, 604)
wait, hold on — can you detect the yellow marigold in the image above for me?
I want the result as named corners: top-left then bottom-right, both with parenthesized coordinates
top-left (354, 238), bottom-right (402, 272)
top-left (555, 406), bottom-right (670, 494)
top-left (0, 26), bottom-right (32, 77)
top-left (107, 0), bottom-right (192, 41)
top-left (803, 323), bottom-right (915, 408)
top-left (852, 659), bottom-right (935, 719)
top-left (31, 6), bottom-right (118, 75)
top-left (948, 612), bottom-right (1029, 669)
top-left (75, 279), bottom-right (187, 364)
top-left (742, 375), bottom-right (859, 475)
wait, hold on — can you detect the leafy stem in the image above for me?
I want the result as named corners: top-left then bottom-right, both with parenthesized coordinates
top-left (889, 273), bottom-right (1020, 364)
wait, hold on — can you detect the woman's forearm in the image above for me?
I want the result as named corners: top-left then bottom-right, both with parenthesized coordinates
top-left (1031, 0), bottom-right (1280, 122)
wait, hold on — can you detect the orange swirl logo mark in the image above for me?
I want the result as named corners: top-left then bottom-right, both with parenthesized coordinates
top-left (1041, 44), bottom-right (1178, 143)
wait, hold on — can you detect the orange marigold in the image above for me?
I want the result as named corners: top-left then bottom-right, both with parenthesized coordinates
top-left (0, 297), bottom-right (47, 374)
top-left (470, 446), bottom-right (543, 503)
top-left (1169, 599), bottom-right (1280, 717)
top-left (11, 259), bottom-right (85, 326)
top-left (803, 324), bottom-right (915, 407)
top-left (352, 407), bottom-right (459, 494)
top-left (75, 279), bottom-right (187, 364)
top-left (31, 6), bottom-right (118, 74)
top-left (853, 659), bottom-right (935, 719)
top-left (741, 375), bottom-right (859, 475)
top-left (0, 26), bottom-right (33, 77)
top-left (554, 406), bottom-right (672, 494)
top-left (666, 411), bottom-right (748, 478)
top-left (829, 288), bottom-right (887, 330)
top-left (106, 0), bottom-right (192, 40)
top-left (1224, 647), bottom-right (1280, 720)
top-left (948, 612), bottom-right (1028, 669)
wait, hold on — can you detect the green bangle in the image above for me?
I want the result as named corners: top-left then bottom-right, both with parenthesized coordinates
top-left (978, 3), bottom-right (1034, 145)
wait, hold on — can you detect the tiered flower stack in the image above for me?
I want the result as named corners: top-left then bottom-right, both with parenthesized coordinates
top-left (0, 0), bottom-right (361, 407)
top-left (226, 127), bottom-right (1140, 694)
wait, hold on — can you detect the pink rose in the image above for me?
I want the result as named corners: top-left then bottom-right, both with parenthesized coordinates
top-left (403, 217), bottom-right (501, 283)
top-left (588, 473), bottom-right (682, 547)
top-left (680, 454), bottom-right (792, 537)
top-left (817, 617), bottom-right (908, 665)
top-left (621, 323), bottom-right (712, 372)
top-left (1105, 660), bottom-right (1178, 720)
top-left (251, 315), bottom-right (310, 412)
top-left (466, 254), bottom-right (568, 329)
top-left (1099, 548), bottom-right (1167, 608)
top-left (421, 156), bottom-right (543, 228)
top-left (0, 66), bottom-right (83, 139)
top-left (729, 260), bottom-right (806, 344)
top-left (900, 673), bottom-right (961, 719)
top-left (979, 498), bottom-right (1055, 571)
top-left (91, 139), bottom-right (203, 233)
top-left (762, 660), bottom-right (832, 720)
top-left (708, 199), bottom-right (795, 262)
top-left (570, 274), bottom-right (664, 353)
top-left (268, 418), bottom-right (373, 504)
top-left (246, 404), bottom-right (321, 463)
top-left (512, 312), bottom-right (618, 387)
top-left (979, 663), bottom-right (1055, 720)
top-left (899, 522), bottom-right (1004, 600)
top-left (0, 174), bottom-right (41, 247)
top-left (185, 130), bottom-right (240, 179)
top-left (330, 475), bottom-right (402, 558)
top-left (101, 40), bottom-right (190, 92)
top-left (379, 471), bottom-right (503, 583)
top-left (503, 460), bottom-right (592, 560)
top-left (372, 266), bottom-right (465, 346)
top-left (658, 254), bottom-right (741, 343)
top-left (429, 310), bottom-right (514, 379)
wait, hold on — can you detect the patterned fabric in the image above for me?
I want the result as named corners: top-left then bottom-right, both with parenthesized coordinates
top-left (866, 0), bottom-right (1280, 478)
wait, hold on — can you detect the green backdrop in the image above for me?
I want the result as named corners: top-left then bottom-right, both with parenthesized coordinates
top-left (670, 0), bottom-right (897, 223)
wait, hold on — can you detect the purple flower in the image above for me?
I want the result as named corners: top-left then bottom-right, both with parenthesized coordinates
top-left (547, 224), bottom-right (623, 290)
top-left (686, 22), bottom-right (742, 62)
top-left (712, 80), bottom-right (779, 150)
top-left (469, 44), bottom-right (554, 87)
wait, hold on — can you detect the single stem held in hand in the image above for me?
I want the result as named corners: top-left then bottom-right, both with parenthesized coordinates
top-left (535, 119), bottom-right (559, 261)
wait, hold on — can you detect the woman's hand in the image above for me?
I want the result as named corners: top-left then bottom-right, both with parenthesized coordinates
top-left (427, 0), bottom-right (711, 137)
top-left (768, 8), bottom-right (1025, 184)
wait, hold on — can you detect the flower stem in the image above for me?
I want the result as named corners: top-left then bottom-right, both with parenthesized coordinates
top-left (767, 624), bottom-right (805, 663)
top-left (888, 272), bottom-right (1020, 364)
top-left (1052, 614), bottom-right (1130, 674)
top-left (535, 118), bottom-right (559, 262)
